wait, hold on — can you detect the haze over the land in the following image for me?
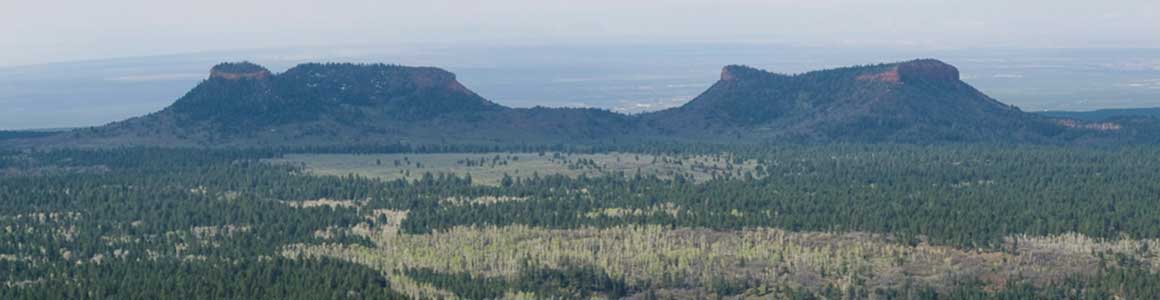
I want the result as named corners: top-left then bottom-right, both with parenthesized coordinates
top-left (3, 0), bottom-right (1159, 66)
top-left (2, 1), bottom-right (1159, 130)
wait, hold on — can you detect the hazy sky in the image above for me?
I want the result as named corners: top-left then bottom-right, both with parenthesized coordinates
top-left (3, 0), bottom-right (1159, 66)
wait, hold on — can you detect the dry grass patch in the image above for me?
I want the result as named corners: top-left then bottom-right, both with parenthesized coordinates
top-left (584, 203), bottom-right (682, 218)
top-left (443, 196), bottom-right (529, 206)
top-left (285, 223), bottom-right (1160, 298)
top-left (280, 198), bottom-right (364, 209)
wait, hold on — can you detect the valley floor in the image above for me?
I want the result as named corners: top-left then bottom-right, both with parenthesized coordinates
top-left (3, 145), bottom-right (1160, 299)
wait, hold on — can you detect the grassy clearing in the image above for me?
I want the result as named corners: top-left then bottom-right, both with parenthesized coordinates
top-left (283, 206), bottom-right (1160, 299)
top-left (267, 152), bottom-right (760, 186)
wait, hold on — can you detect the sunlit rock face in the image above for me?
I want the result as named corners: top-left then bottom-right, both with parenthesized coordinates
top-left (897, 59), bottom-right (960, 83)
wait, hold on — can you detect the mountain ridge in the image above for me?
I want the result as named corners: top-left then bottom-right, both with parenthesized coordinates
top-left (9, 59), bottom-right (1154, 148)
top-left (639, 59), bottom-right (1071, 143)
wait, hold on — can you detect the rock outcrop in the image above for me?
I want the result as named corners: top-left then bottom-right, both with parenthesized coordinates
top-left (209, 62), bottom-right (272, 80)
top-left (897, 59), bottom-right (960, 83)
